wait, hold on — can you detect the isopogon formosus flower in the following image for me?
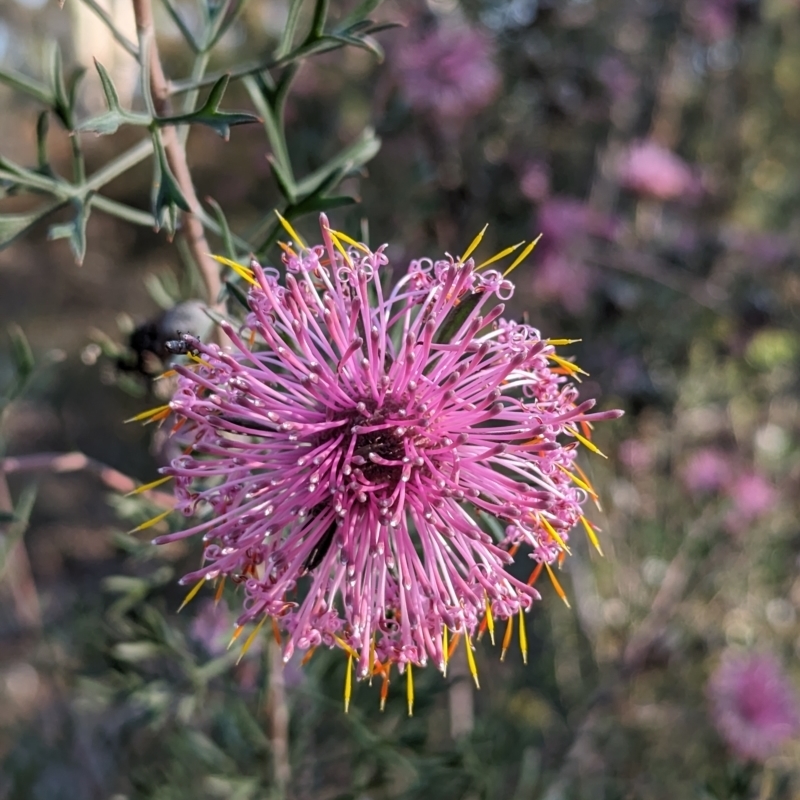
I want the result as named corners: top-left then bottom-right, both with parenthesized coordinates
top-left (128, 214), bottom-right (622, 714)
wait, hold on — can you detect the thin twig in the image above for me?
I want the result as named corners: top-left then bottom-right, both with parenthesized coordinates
top-left (131, 0), bottom-right (222, 309)
top-left (1, 451), bottom-right (174, 509)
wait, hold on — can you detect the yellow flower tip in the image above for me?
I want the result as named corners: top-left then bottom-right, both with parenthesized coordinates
top-left (580, 515), bottom-right (604, 556)
top-left (407, 663), bottom-right (414, 717)
top-left (128, 507), bottom-right (173, 534)
top-left (569, 428), bottom-right (608, 459)
top-left (539, 514), bottom-right (572, 556)
top-left (226, 624), bottom-right (245, 650)
top-left (124, 474), bottom-right (172, 497)
top-left (124, 404), bottom-right (171, 424)
top-left (485, 596), bottom-right (496, 646)
top-left (274, 209), bottom-right (307, 250)
top-left (333, 634), bottom-right (358, 660)
top-left (503, 233), bottom-right (542, 277)
top-left (475, 240), bottom-right (525, 271)
top-left (237, 616), bottom-right (268, 664)
top-left (442, 627), bottom-right (449, 677)
top-left (209, 254), bottom-right (258, 286)
top-left (344, 653), bottom-right (353, 714)
top-left (465, 635), bottom-right (480, 690)
top-left (177, 578), bottom-right (205, 612)
top-left (460, 223), bottom-right (489, 263)
top-left (545, 338), bottom-right (582, 346)
top-left (328, 228), bottom-right (370, 254)
top-left (519, 609), bottom-right (528, 666)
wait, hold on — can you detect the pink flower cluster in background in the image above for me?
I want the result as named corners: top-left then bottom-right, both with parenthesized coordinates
top-left (155, 215), bottom-right (621, 682)
top-left (708, 652), bottom-right (800, 762)
top-left (396, 26), bottom-right (501, 127)
top-left (618, 140), bottom-right (703, 201)
top-left (531, 197), bottom-right (618, 314)
top-left (681, 448), bottom-right (776, 530)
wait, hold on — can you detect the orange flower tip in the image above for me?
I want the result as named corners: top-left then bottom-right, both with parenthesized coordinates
top-left (124, 404), bottom-right (171, 424)
top-left (226, 624), bottom-right (245, 649)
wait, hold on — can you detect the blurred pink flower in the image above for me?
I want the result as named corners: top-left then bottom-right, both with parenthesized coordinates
top-left (597, 56), bottom-right (638, 105)
top-left (537, 197), bottom-right (618, 244)
top-left (618, 141), bottom-right (702, 201)
top-left (689, 0), bottom-right (738, 42)
top-left (520, 161), bottom-right (551, 202)
top-left (190, 599), bottom-right (235, 657)
top-left (396, 27), bottom-right (501, 126)
top-left (533, 253), bottom-right (594, 315)
top-left (708, 653), bottom-right (800, 762)
top-left (531, 198), bottom-right (618, 313)
top-left (726, 471), bottom-right (777, 521)
top-left (721, 226), bottom-right (792, 267)
top-left (619, 438), bottom-right (654, 472)
top-left (681, 448), bottom-right (732, 495)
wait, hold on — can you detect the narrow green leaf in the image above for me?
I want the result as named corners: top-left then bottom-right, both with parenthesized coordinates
top-left (433, 291), bottom-right (485, 345)
top-left (0, 66), bottom-right (53, 105)
top-left (36, 112), bottom-right (50, 171)
top-left (275, 0), bottom-right (307, 59)
top-left (205, 197), bottom-right (237, 260)
top-left (325, 32), bottom-right (384, 61)
top-left (0, 200), bottom-right (64, 249)
top-left (267, 155), bottom-right (297, 204)
top-left (295, 127), bottom-right (380, 196)
top-left (7, 324), bottom-right (35, 384)
top-left (160, 0), bottom-right (200, 51)
top-left (76, 60), bottom-right (150, 136)
top-left (150, 132), bottom-right (191, 237)
top-left (293, 194), bottom-right (357, 215)
top-left (47, 197), bottom-right (92, 264)
top-left (111, 642), bottom-right (162, 662)
top-left (338, 0), bottom-right (382, 29)
top-left (310, 0), bottom-right (330, 37)
top-left (0, 483), bottom-right (37, 579)
top-left (224, 278), bottom-right (251, 311)
top-left (155, 75), bottom-right (260, 139)
top-left (49, 44), bottom-right (72, 128)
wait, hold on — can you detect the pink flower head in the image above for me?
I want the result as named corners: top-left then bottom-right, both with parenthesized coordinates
top-left (154, 216), bottom-right (621, 690)
top-left (396, 26), bottom-right (501, 125)
top-left (708, 653), bottom-right (800, 762)
top-left (681, 448), bottom-right (733, 496)
top-left (689, 0), bottom-right (738, 42)
top-left (618, 140), bottom-right (702, 201)
top-left (727, 471), bottom-right (777, 521)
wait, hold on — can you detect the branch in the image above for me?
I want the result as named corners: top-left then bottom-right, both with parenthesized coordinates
top-left (1, 451), bottom-right (174, 509)
top-left (131, 0), bottom-right (221, 309)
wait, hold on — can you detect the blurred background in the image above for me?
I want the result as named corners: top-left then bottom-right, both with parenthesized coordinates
top-left (1, 0), bottom-right (800, 797)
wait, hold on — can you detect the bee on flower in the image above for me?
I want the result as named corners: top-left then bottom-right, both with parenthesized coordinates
top-left (132, 214), bottom-right (622, 713)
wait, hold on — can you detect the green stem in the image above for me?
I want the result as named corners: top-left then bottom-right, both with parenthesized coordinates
top-left (179, 51), bottom-right (211, 147)
top-left (89, 195), bottom-right (155, 226)
top-left (78, 0), bottom-right (139, 58)
top-left (83, 138), bottom-right (153, 191)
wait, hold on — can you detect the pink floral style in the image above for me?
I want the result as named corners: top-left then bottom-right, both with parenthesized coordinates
top-left (396, 26), bottom-right (501, 125)
top-left (154, 215), bottom-right (621, 681)
top-left (618, 140), bottom-right (702, 201)
top-left (708, 652), bottom-right (800, 762)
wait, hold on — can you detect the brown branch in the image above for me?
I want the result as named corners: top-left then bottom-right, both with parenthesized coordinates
top-left (1, 451), bottom-right (174, 509)
top-left (266, 639), bottom-right (291, 796)
top-left (131, 0), bottom-right (222, 309)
